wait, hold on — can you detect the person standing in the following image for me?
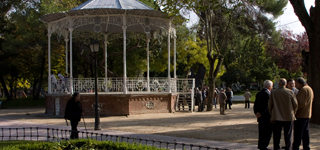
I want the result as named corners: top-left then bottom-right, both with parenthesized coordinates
top-left (293, 77), bottom-right (314, 150)
top-left (57, 72), bottom-right (65, 88)
top-left (244, 89), bottom-right (252, 108)
top-left (287, 79), bottom-right (299, 95)
top-left (253, 80), bottom-right (273, 150)
top-left (201, 88), bottom-right (206, 111)
top-left (58, 72), bottom-right (64, 80)
top-left (225, 87), bottom-right (233, 109)
top-left (50, 72), bottom-right (57, 92)
top-left (213, 88), bottom-right (219, 108)
top-left (64, 92), bottom-right (83, 139)
top-left (195, 88), bottom-right (203, 112)
top-left (218, 88), bottom-right (227, 115)
top-left (269, 78), bottom-right (298, 150)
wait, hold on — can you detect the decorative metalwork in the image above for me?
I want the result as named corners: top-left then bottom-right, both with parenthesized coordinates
top-left (49, 78), bottom-right (194, 94)
top-left (135, 80), bottom-right (145, 91)
top-left (46, 15), bottom-right (170, 39)
top-left (146, 101), bottom-right (155, 109)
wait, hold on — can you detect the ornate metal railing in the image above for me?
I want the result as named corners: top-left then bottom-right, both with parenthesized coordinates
top-left (50, 78), bottom-right (195, 94)
top-left (0, 127), bottom-right (227, 150)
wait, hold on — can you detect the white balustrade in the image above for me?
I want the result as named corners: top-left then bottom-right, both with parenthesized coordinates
top-left (49, 77), bottom-right (195, 94)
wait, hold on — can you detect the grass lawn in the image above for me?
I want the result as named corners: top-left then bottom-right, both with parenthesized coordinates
top-left (0, 141), bottom-right (38, 149)
top-left (0, 97), bottom-right (45, 109)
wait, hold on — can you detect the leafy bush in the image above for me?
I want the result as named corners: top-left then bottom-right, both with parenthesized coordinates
top-left (2, 139), bottom-right (167, 150)
top-left (1, 97), bottom-right (45, 109)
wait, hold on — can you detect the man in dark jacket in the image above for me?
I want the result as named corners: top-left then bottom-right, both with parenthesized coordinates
top-left (201, 88), bottom-right (206, 111)
top-left (64, 92), bottom-right (83, 139)
top-left (253, 80), bottom-right (273, 150)
top-left (195, 88), bottom-right (203, 112)
top-left (225, 87), bottom-right (233, 109)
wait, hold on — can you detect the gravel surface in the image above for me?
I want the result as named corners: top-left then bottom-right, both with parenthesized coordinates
top-left (0, 104), bottom-right (319, 149)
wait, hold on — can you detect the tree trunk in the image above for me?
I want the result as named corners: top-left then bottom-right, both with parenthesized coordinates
top-left (32, 79), bottom-right (38, 98)
top-left (9, 81), bottom-right (13, 99)
top-left (195, 64), bottom-right (206, 89)
top-left (0, 74), bottom-right (10, 100)
top-left (35, 52), bottom-right (46, 100)
top-left (1, 89), bottom-right (4, 98)
top-left (207, 55), bottom-right (215, 111)
top-left (310, 2), bottom-right (320, 124)
top-left (289, 0), bottom-right (320, 123)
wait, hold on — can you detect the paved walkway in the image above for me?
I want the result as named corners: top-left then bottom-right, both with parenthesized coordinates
top-left (0, 118), bottom-right (258, 150)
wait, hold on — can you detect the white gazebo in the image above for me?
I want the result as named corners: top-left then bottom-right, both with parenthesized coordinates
top-left (42, 0), bottom-right (194, 96)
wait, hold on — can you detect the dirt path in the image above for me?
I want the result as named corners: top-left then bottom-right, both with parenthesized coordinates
top-left (0, 104), bottom-right (319, 149)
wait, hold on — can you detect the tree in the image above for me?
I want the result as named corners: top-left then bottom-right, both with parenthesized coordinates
top-left (160, 0), bottom-right (287, 111)
top-left (267, 30), bottom-right (307, 79)
top-left (0, 0), bottom-right (25, 100)
top-left (289, 0), bottom-right (320, 124)
top-left (222, 35), bottom-right (278, 90)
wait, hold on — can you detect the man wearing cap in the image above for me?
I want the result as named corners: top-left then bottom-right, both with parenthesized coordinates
top-left (218, 88), bottom-right (227, 115)
top-left (254, 80), bottom-right (273, 150)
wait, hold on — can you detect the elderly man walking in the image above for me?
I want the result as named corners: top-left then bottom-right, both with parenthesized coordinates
top-left (269, 78), bottom-right (298, 150)
top-left (293, 77), bottom-right (314, 150)
top-left (253, 80), bottom-right (273, 150)
top-left (244, 89), bottom-right (252, 108)
top-left (218, 88), bottom-right (227, 115)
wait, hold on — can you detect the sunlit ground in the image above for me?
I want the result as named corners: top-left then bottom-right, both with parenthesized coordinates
top-left (0, 104), bottom-right (319, 149)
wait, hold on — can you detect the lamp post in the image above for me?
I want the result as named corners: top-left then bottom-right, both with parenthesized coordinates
top-left (90, 40), bottom-right (101, 130)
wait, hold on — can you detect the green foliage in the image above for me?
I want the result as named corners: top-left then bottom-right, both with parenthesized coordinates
top-left (0, 141), bottom-right (38, 149)
top-left (40, 0), bottom-right (86, 14)
top-left (222, 36), bottom-right (277, 86)
top-left (257, 0), bottom-right (288, 18)
top-left (2, 139), bottom-right (166, 150)
top-left (1, 97), bottom-right (45, 108)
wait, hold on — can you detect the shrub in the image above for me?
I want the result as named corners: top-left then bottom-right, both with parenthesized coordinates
top-left (2, 139), bottom-right (167, 150)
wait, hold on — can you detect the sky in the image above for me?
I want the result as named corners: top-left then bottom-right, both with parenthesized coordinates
top-left (186, 1), bottom-right (315, 34)
top-left (276, 0), bottom-right (315, 34)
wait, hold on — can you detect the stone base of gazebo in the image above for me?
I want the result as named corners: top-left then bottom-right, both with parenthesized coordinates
top-left (45, 93), bottom-right (177, 116)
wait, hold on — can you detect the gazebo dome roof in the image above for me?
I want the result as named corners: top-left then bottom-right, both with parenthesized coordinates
top-left (41, 0), bottom-right (168, 24)
top-left (71, 0), bottom-right (153, 11)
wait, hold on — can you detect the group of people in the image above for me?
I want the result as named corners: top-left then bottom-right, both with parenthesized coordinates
top-left (195, 87), bottom-right (207, 112)
top-left (195, 87), bottom-right (233, 114)
top-left (215, 87), bottom-right (234, 115)
top-left (254, 77), bottom-right (313, 150)
top-left (50, 72), bottom-right (69, 92)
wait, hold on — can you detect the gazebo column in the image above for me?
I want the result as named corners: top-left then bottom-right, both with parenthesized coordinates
top-left (65, 38), bottom-right (69, 74)
top-left (146, 33), bottom-right (150, 92)
top-left (69, 28), bottom-right (74, 93)
top-left (104, 34), bottom-right (108, 92)
top-left (123, 15), bottom-right (127, 94)
top-left (47, 27), bottom-right (52, 94)
top-left (167, 24), bottom-right (171, 93)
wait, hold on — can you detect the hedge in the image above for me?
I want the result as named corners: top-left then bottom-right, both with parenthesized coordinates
top-left (2, 139), bottom-right (167, 150)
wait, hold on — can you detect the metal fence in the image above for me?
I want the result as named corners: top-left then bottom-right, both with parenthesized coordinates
top-left (0, 127), bottom-right (227, 150)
